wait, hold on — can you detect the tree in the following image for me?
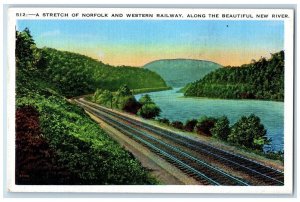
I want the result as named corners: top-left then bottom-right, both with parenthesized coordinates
top-left (117, 84), bottom-right (132, 96)
top-left (138, 94), bottom-right (154, 105)
top-left (102, 90), bottom-right (113, 108)
top-left (137, 103), bottom-right (161, 119)
top-left (158, 118), bottom-right (170, 125)
top-left (184, 119), bottom-right (198, 132)
top-left (92, 88), bottom-right (104, 102)
top-left (228, 114), bottom-right (270, 151)
top-left (171, 121), bottom-right (184, 130)
top-left (16, 28), bottom-right (40, 70)
top-left (92, 89), bottom-right (113, 108)
top-left (113, 85), bottom-right (135, 109)
top-left (195, 116), bottom-right (217, 136)
top-left (121, 96), bottom-right (141, 114)
top-left (137, 94), bottom-right (161, 119)
top-left (211, 116), bottom-right (230, 140)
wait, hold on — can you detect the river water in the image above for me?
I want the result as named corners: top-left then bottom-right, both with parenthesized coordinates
top-left (135, 88), bottom-right (284, 151)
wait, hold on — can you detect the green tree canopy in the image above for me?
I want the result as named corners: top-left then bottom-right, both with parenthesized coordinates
top-left (171, 121), bottom-right (184, 130)
top-left (184, 119), bottom-right (198, 132)
top-left (184, 51), bottom-right (284, 101)
top-left (16, 28), bottom-right (40, 70)
top-left (117, 84), bottom-right (133, 96)
top-left (120, 96), bottom-right (141, 114)
top-left (228, 114), bottom-right (269, 151)
top-left (138, 103), bottom-right (161, 119)
top-left (211, 116), bottom-right (230, 140)
top-left (138, 94), bottom-right (154, 105)
top-left (195, 116), bottom-right (217, 136)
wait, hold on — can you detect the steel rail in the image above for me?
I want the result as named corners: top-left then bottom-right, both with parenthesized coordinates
top-left (75, 100), bottom-right (249, 186)
top-left (75, 98), bottom-right (284, 185)
top-left (77, 101), bottom-right (220, 185)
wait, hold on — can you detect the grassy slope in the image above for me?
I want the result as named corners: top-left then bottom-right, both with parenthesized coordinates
top-left (144, 59), bottom-right (222, 87)
top-left (15, 30), bottom-right (163, 184)
top-left (16, 70), bottom-right (157, 185)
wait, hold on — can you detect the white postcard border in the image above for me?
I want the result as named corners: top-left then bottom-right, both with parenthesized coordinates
top-left (6, 7), bottom-right (295, 194)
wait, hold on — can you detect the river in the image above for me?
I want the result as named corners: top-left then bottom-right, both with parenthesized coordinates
top-left (135, 88), bottom-right (284, 152)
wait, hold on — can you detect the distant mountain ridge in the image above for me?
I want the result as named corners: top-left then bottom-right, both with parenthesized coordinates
top-left (143, 59), bottom-right (222, 87)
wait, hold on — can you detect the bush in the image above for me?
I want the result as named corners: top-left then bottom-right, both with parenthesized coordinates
top-left (117, 84), bottom-right (132, 96)
top-left (211, 116), bottom-right (230, 140)
top-left (121, 96), bottom-right (142, 114)
top-left (138, 94), bottom-right (153, 105)
top-left (136, 94), bottom-right (161, 119)
top-left (92, 89), bottom-right (113, 108)
top-left (138, 103), bottom-right (161, 119)
top-left (113, 85), bottom-right (141, 114)
top-left (184, 119), bottom-right (198, 132)
top-left (264, 151), bottom-right (284, 162)
top-left (15, 106), bottom-right (70, 184)
top-left (195, 116), bottom-right (217, 136)
top-left (171, 121), bottom-right (184, 130)
top-left (228, 114), bottom-right (270, 151)
top-left (157, 118), bottom-right (170, 125)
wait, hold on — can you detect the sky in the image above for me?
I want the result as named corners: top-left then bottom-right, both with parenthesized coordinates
top-left (17, 20), bottom-right (284, 67)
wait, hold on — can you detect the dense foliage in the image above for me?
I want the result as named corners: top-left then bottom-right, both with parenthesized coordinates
top-left (184, 51), bottom-right (284, 101)
top-left (16, 92), bottom-right (156, 184)
top-left (37, 48), bottom-right (167, 97)
top-left (113, 85), bottom-right (142, 114)
top-left (194, 116), bottom-right (217, 136)
top-left (157, 118), bottom-right (170, 125)
top-left (184, 119), bottom-right (198, 132)
top-left (16, 106), bottom-right (69, 184)
top-left (16, 28), bottom-right (40, 70)
top-left (144, 59), bottom-right (221, 87)
top-left (15, 28), bottom-right (157, 184)
top-left (228, 114), bottom-right (270, 151)
top-left (211, 116), bottom-right (230, 141)
top-left (137, 104), bottom-right (161, 119)
top-left (170, 121), bottom-right (184, 130)
top-left (137, 94), bottom-right (161, 119)
top-left (92, 87), bottom-right (161, 119)
top-left (158, 114), bottom-right (269, 152)
top-left (93, 89), bottom-right (113, 108)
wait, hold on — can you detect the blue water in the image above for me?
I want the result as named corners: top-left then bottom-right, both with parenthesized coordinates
top-left (135, 88), bottom-right (284, 152)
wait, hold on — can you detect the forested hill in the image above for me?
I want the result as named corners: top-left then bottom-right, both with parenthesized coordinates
top-left (144, 59), bottom-right (222, 87)
top-left (15, 28), bottom-right (157, 185)
top-left (37, 48), bottom-right (167, 97)
top-left (183, 51), bottom-right (284, 101)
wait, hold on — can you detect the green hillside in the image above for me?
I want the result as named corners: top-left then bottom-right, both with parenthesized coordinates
top-left (144, 59), bottom-right (222, 87)
top-left (37, 48), bottom-right (167, 97)
top-left (184, 51), bottom-right (284, 101)
top-left (15, 28), bottom-right (157, 184)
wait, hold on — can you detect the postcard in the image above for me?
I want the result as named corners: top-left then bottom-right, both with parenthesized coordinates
top-left (6, 7), bottom-right (294, 194)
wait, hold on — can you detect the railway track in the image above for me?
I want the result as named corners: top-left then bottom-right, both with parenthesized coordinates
top-left (75, 98), bottom-right (284, 185)
top-left (74, 99), bottom-right (249, 186)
